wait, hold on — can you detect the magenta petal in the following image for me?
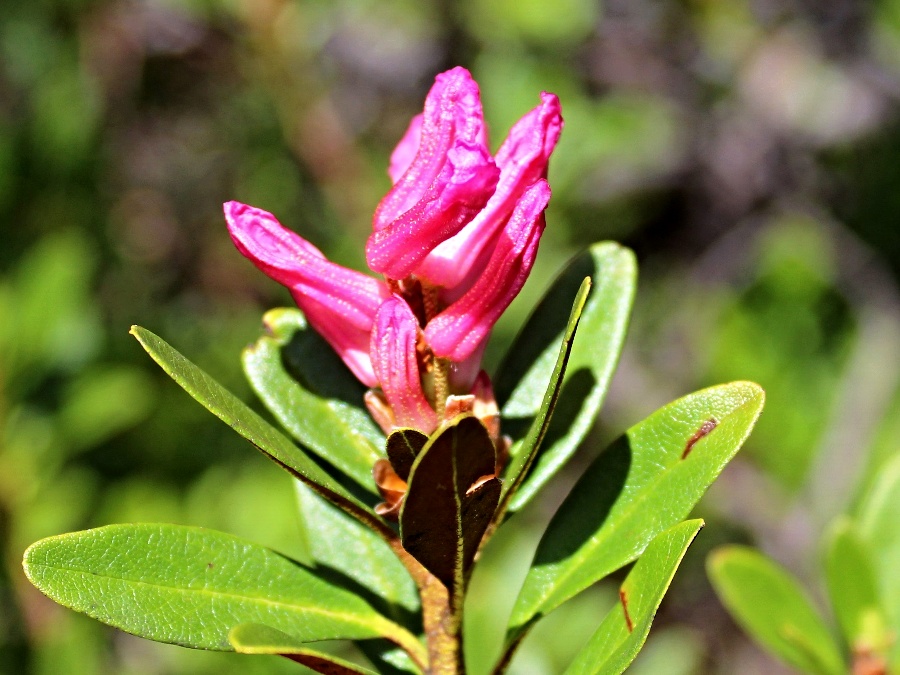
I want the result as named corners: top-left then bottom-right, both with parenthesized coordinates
top-left (424, 180), bottom-right (551, 362)
top-left (366, 67), bottom-right (500, 280)
top-left (417, 92), bottom-right (563, 289)
top-left (388, 114), bottom-right (423, 184)
top-left (225, 201), bottom-right (389, 386)
top-left (371, 296), bottom-right (438, 433)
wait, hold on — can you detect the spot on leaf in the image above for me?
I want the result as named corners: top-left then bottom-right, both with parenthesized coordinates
top-left (682, 418), bottom-right (718, 459)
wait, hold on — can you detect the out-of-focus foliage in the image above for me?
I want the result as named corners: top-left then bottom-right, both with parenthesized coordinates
top-left (2, 0), bottom-right (900, 673)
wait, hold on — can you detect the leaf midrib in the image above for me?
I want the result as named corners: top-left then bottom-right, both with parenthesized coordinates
top-left (28, 561), bottom-right (390, 631)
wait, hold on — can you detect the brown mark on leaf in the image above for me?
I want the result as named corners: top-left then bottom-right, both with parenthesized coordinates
top-left (682, 417), bottom-right (718, 459)
top-left (620, 589), bottom-right (634, 633)
top-left (206, 562), bottom-right (214, 569)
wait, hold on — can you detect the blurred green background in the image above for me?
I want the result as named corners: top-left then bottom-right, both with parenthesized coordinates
top-left (2, 0), bottom-right (900, 673)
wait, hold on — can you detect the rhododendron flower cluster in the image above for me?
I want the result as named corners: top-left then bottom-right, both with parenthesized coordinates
top-left (225, 67), bottom-right (562, 509)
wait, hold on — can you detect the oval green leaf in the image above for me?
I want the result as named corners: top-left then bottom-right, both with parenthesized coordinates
top-left (824, 517), bottom-right (891, 660)
top-left (495, 243), bottom-right (636, 512)
top-left (130, 326), bottom-right (378, 522)
top-left (508, 382), bottom-right (764, 637)
top-left (708, 546), bottom-right (844, 675)
top-left (23, 524), bottom-right (420, 655)
top-left (243, 308), bottom-right (384, 494)
top-left (229, 623), bottom-right (378, 674)
top-left (564, 520), bottom-right (704, 675)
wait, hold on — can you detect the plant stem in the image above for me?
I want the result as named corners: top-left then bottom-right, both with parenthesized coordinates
top-left (433, 357), bottom-right (450, 417)
top-left (381, 531), bottom-right (466, 673)
top-left (421, 574), bottom-right (465, 674)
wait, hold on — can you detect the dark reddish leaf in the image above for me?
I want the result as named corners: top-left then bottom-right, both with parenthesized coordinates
top-left (399, 416), bottom-right (499, 590)
top-left (386, 428), bottom-right (428, 481)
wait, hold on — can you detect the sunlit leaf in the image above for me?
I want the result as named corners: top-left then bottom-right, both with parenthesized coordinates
top-left (564, 520), bottom-right (704, 675)
top-left (508, 382), bottom-right (764, 638)
top-left (229, 623), bottom-right (377, 674)
top-left (495, 243), bottom-right (636, 512)
top-left (23, 524), bottom-right (419, 654)
top-left (131, 326), bottom-right (377, 521)
top-left (243, 308), bottom-right (384, 494)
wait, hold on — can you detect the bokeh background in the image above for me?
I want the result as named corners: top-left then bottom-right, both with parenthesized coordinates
top-left (2, 0), bottom-right (900, 673)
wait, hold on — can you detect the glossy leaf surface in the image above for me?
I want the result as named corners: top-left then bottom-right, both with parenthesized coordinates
top-left (23, 524), bottom-right (415, 652)
top-left (495, 243), bottom-right (636, 512)
top-left (509, 382), bottom-right (764, 636)
top-left (130, 326), bottom-right (374, 517)
top-left (243, 308), bottom-right (384, 493)
top-left (229, 623), bottom-right (377, 674)
top-left (564, 520), bottom-right (704, 675)
top-left (708, 546), bottom-right (843, 675)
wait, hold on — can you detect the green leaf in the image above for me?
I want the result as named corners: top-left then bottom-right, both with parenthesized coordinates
top-left (495, 243), bottom-right (636, 512)
top-left (708, 546), bottom-right (844, 675)
top-left (295, 481), bottom-right (419, 616)
top-left (228, 623), bottom-right (377, 674)
top-left (23, 524), bottom-right (420, 655)
top-left (399, 415), bottom-right (500, 591)
top-left (242, 308), bottom-right (384, 494)
top-left (856, 454), bottom-right (900, 671)
top-left (824, 517), bottom-right (891, 659)
top-left (508, 382), bottom-right (764, 637)
top-left (498, 277), bottom-right (590, 516)
top-left (130, 326), bottom-right (377, 521)
top-left (564, 520), bottom-right (704, 675)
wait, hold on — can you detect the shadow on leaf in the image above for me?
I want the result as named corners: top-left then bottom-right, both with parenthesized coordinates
top-left (531, 435), bottom-right (631, 565)
top-left (280, 327), bottom-right (369, 406)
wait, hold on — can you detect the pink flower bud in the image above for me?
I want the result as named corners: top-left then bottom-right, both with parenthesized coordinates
top-left (224, 201), bottom-right (389, 386)
top-left (366, 67), bottom-right (500, 280)
top-left (424, 179), bottom-right (551, 362)
top-left (418, 92), bottom-right (563, 290)
top-left (370, 296), bottom-right (439, 433)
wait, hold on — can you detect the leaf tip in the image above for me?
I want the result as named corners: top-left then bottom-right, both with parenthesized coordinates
top-left (733, 380), bottom-right (766, 403)
top-left (21, 541), bottom-right (40, 581)
top-left (129, 325), bottom-right (152, 350)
